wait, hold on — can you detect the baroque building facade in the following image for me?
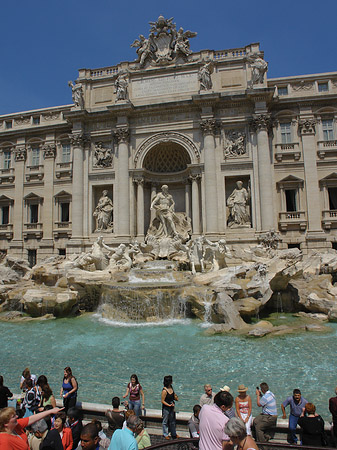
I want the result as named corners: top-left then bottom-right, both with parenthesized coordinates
top-left (1, 16), bottom-right (337, 265)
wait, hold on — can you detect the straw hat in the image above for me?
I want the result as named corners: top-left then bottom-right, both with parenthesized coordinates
top-left (237, 384), bottom-right (248, 392)
top-left (220, 385), bottom-right (230, 392)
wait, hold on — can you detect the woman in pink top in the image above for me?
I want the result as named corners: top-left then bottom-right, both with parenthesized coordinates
top-left (123, 374), bottom-right (145, 417)
top-left (235, 384), bottom-right (252, 435)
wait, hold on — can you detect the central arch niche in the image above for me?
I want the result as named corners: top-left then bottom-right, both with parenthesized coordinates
top-left (143, 142), bottom-right (191, 173)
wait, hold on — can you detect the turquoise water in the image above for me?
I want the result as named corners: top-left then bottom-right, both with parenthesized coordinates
top-left (1, 314), bottom-right (336, 420)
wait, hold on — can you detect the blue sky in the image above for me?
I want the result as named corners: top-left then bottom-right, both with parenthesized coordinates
top-left (1, 0), bottom-right (336, 115)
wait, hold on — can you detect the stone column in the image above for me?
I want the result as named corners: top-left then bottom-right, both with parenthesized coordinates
top-left (190, 174), bottom-right (201, 234)
top-left (185, 180), bottom-right (191, 217)
top-left (41, 144), bottom-right (56, 241)
top-left (12, 146), bottom-right (26, 244)
top-left (299, 119), bottom-right (322, 231)
top-left (251, 114), bottom-right (274, 231)
top-left (150, 184), bottom-right (157, 223)
top-left (134, 178), bottom-right (144, 238)
top-left (200, 119), bottom-right (219, 234)
top-left (70, 133), bottom-right (86, 239)
top-left (115, 127), bottom-right (130, 236)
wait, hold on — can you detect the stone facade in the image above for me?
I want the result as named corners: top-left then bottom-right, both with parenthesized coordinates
top-left (1, 16), bottom-right (337, 264)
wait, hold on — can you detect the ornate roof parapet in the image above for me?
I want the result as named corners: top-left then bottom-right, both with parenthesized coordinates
top-left (250, 114), bottom-right (273, 132)
top-left (114, 127), bottom-right (130, 144)
top-left (130, 16), bottom-right (197, 68)
top-left (42, 144), bottom-right (56, 159)
top-left (14, 146), bottom-right (27, 162)
top-left (298, 119), bottom-right (316, 135)
top-left (200, 118), bottom-right (219, 136)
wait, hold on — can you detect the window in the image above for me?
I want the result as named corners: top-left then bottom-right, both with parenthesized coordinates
top-left (328, 187), bottom-right (337, 210)
top-left (280, 122), bottom-right (292, 144)
top-left (62, 144), bottom-right (71, 163)
top-left (1, 205), bottom-right (9, 225)
top-left (60, 202), bottom-right (70, 222)
top-left (31, 146), bottom-right (40, 166)
top-left (285, 189), bottom-right (297, 212)
top-left (288, 243), bottom-right (301, 250)
top-left (30, 204), bottom-right (39, 223)
top-left (33, 116), bottom-right (40, 125)
top-left (318, 82), bottom-right (329, 92)
top-left (28, 249), bottom-right (37, 268)
top-left (5, 121), bottom-right (12, 129)
top-left (59, 248), bottom-right (66, 256)
top-left (322, 119), bottom-right (334, 141)
top-left (4, 150), bottom-right (11, 169)
top-left (278, 86), bottom-right (288, 96)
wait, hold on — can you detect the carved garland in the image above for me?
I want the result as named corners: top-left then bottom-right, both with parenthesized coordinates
top-left (134, 132), bottom-right (200, 168)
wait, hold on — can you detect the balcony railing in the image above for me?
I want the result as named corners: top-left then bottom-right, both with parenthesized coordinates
top-left (274, 142), bottom-right (300, 162)
top-left (317, 140), bottom-right (337, 159)
top-left (23, 222), bottom-right (43, 239)
top-left (0, 223), bottom-right (13, 239)
top-left (322, 209), bottom-right (337, 229)
top-left (279, 211), bottom-right (307, 231)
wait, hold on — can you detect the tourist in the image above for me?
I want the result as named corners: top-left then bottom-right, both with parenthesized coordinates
top-left (0, 375), bottom-right (13, 409)
top-left (60, 367), bottom-right (78, 413)
top-left (31, 419), bottom-right (63, 450)
top-left (298, 402), bottom-right (327, 446)
top-left (135, 419), bottom-right (151, 449)
top-left (22, 378), bottom-right (40, 417)
top-left (90, 419), bottom-right (110, 448)
top-left (37, 375), bottom-right (48, 388)
top-left (39, 383), bottom-right (57, 410)
top-left (105, 397), bottom-right (125, 437)
top-left (20, 367), bottom-right (37, 391)
top-left (281, 388), bottom-right (308, 444)
top-left (199, 390), bottom-right (233, 450)
top-left (235, 384), bottom-right (252, 435)
top-left (199, 384), bottom-right (215, 407)
top-left (123, 374), bottom-right (145, 417)
top-left (220, 386), bottom-right (236, 419)
top-left (188, 404), bottom-right (201, 438)
top-left (0, 405), bottom-right (62, 449)
top-left (329, 387), bottom-right (337, 444)
top-left (108, 415), bottom-right (141, 450)
top-left (225, 417), bottom-right (259, 450)
top-left (253, 382), bottom-right (277, 443)
top-left (161, 375), bottom-right (178, 440)
top-left (78, 423), bottom-right (105, 450)
top-left (67, 407), bottom-right (83, 449)
top-left (122, 409), bottom-right (135, 429)
top-left (53, 411), bottom-right (73, 450)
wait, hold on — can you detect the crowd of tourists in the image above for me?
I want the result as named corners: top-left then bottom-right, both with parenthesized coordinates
top-left (1, 367), bottom-right (337, 450)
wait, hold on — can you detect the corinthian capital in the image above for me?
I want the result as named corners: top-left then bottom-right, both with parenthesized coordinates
top-left (42, 144), bottom-right (56, 159)
top-left (69, 133), bottom-right (89, 147)
top-left (200, 119), bottom-right (218, 136)
top-left (114, 127), bottom-right (130, 144)
top-left (250, 114), bottom-right (272, 132)
top-left (14, 146), bottom-right (27, 162)
top-left (298, 119), bottom-right (316, 135)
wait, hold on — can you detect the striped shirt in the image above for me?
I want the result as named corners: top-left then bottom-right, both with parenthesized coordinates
top-left (260, 390), bottom-right (277, 415)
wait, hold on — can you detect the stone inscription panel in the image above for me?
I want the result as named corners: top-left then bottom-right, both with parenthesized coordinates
top-left (132, 73), bottom-right (198, 98)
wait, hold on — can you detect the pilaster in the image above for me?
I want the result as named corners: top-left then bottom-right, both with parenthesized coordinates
top-left (115, 127), bottom-right (130, 236)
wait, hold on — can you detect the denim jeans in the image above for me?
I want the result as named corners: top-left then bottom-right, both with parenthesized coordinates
top-left (162, 406), bottom-right (177, 438)
top-left (288, 413), bottom-right (299, 443)
top-left (129, 399), bottom-right (142, 417)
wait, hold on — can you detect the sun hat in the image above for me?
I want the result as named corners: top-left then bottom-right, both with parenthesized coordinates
top-left (237, 384), bottom-right (248, 392)
top-left (220, 385), bottom-right (230, 392)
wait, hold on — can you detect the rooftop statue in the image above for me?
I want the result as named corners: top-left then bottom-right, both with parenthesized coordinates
top-left (131, 16), bottom-right (197, 68)
top-left (247, 53), bottom-right (268, 86)
top-left (114, 72), bottom-right (129, 101)
top-left (68, 80), bottom-right (84, 109)
top-left (198, 61), bottom-right (214, 91)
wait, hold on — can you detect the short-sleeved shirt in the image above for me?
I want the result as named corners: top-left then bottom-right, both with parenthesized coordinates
top-left (0, 417), bottom-right (29, 450)
top-left (260, 390), bottom-right (277, 416)
top-left (108, 427), bottom-right (138, 450)
top-left (199, 403), bottom-right (230, 450)
top-left (128, 383), bottom-right (142, 401)
top-left (199, 392), bottom-right (215, 407)
top-left (282, 396), bottom-right (307, 417)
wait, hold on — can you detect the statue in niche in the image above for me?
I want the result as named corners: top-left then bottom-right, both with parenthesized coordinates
top-left (114, 73), bottom-right (128, 101)
top-left (247, 53), bottom-right (268, 85)
top-left (93, 190), bottom-right (113, 232)
top-left (131, 35), bottom-right (154, 67)
top-left (224, 131), bottom-right (246, 157)
top-left (150, 185), bottom-right (178, 238)
top-left (68, 80), bottom-right (84, 109)
top-left (227, 181), bottom-right (251, 228)
top-left (93, 142), bottom-right (113, 168)
top-left (198, 61), bottom-right (214, 91)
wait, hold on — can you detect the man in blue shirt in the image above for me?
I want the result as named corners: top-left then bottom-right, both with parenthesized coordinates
top-left (253, 382), bottom-right (278, 443)
top-left (108, 415), bottom-right (141, 450)
top-left (281, 389), bottom-right (307, 444)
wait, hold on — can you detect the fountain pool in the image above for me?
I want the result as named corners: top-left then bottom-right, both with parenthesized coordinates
top-left (0, 314), bottom-right (336, 420)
